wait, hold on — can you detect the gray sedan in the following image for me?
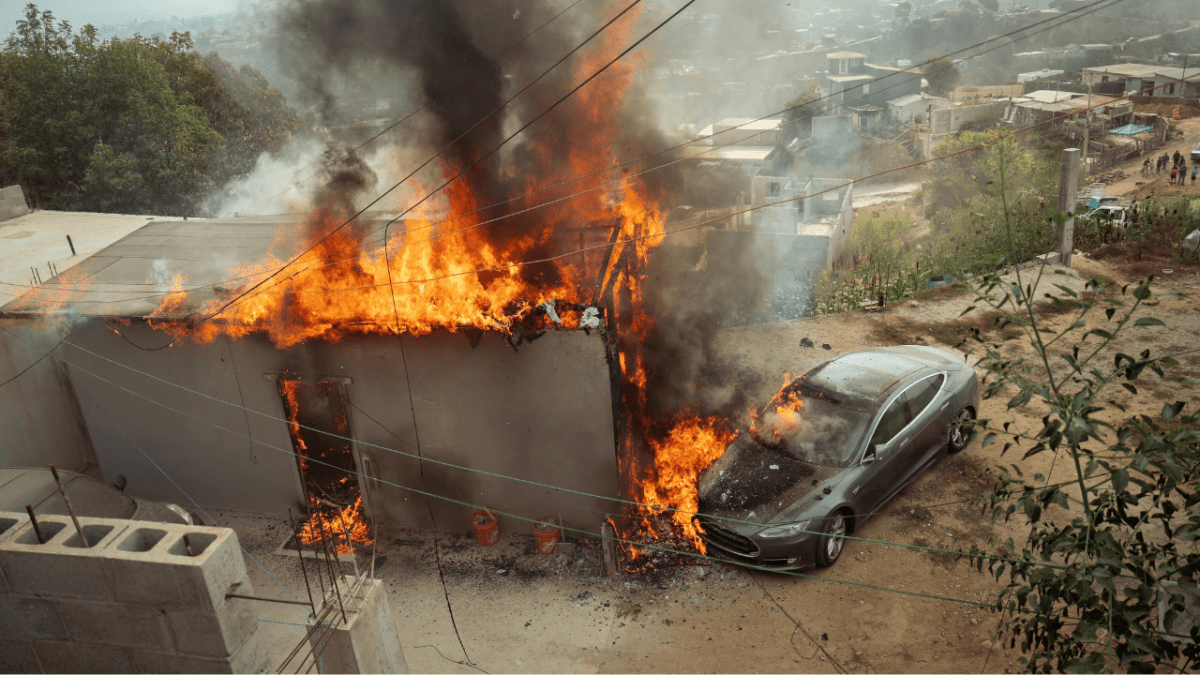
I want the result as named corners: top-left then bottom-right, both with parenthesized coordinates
top-left (695, 345), bottom-right (979, 572)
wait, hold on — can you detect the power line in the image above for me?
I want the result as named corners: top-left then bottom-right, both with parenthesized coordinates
top-left (199, 0), bottom-right (650, 328)
top-left (2, 319), bottom-right (1099, 576)
top-left (44, 345), bottom-right (1006, 611)
top-left (0, 0), bottom-right (1130, 311)
top-left (211, 0), bottom-right (593, 218)
top-left (216, 0), bottom-right (1130, 313)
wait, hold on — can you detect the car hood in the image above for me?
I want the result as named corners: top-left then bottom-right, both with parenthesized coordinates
top-left (697, 434), bottom-right (844, 527)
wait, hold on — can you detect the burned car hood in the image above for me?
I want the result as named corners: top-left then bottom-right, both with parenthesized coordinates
top-left (697, 434), bottom-right (844, 526)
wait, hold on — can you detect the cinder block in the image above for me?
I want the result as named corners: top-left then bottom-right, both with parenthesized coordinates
top-left (0, 511), bottom-right (30, 544)
top-left (157, 528), bottom-right (250, 613)
top-left (0, 638), bottom-right (41, 673)
top-left (57, 599), bottom-right (172, 650)
top-left (228, 624), bottom-right (270, 674)
top-left (32, 640), bottom-right (136, 674)
top-left (0, 595), bottom-right (67, 640)
top-left (167, 586), bottom-right (258, 658)
top-left (106, 526), bottom-right (188, 609)
top-left (0, 515), bottom-right (128, 602)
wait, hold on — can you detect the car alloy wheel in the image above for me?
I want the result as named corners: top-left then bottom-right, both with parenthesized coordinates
top-left (817, 512), bottom-right (846, 567)
top-left (948, 407), bottom-right (974, 454)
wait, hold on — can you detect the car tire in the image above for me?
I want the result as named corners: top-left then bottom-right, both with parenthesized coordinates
top-left (948, 407), bottom-right (975, 454)
top-left (815, 511), bottom-right (847, 568)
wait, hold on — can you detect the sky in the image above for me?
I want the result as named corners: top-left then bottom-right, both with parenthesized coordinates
top-left (1, 0), bottom-right (241, 35)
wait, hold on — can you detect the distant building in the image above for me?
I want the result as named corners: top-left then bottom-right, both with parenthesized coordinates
top-left (1081, 63), bottom-right (1200, 98)
top-left (1017, 69), bottom-right (1065, 84)
top-left (887, 93), bottom-right (950, 125)
top-left (1004, 90), bottom-right (1133, 129)
top-left (824, 51), bottom-right (924, 115)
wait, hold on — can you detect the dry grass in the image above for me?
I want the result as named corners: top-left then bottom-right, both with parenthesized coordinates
top-left (871, 298), bottom-right (1087, 348)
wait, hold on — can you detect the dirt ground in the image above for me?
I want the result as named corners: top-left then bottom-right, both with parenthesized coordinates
top-left (1092, 116), bottom-right (1200, 199)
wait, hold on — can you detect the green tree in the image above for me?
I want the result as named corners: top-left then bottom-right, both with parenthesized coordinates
top-left (781, 91), bottom-right (822, 143)
top-left (958, 141), bottom-right (1200, 671)
top-left (924, 55), bottom-right (962, 97)
top-left (977, 0), bottom-right (1000, 12)
top-left (0, 4), bottom-right (303, 216)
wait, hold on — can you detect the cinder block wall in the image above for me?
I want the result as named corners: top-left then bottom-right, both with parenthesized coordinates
top-left (0, 512), bottom-right (268, 674)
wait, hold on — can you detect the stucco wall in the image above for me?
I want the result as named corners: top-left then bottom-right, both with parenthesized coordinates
top-left (0, 319), bottom-right (95, 472)
top-left (61, 320), bottom-right (618, 535)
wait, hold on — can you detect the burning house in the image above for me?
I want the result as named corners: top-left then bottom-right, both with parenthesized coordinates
top-left (0, 0), bottom-right (855, 573)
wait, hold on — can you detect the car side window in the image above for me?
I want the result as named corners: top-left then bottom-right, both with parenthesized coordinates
top-left (869, 397), bottom-right (909, 448)
top-left (904, 375), bottom-right (946, 419)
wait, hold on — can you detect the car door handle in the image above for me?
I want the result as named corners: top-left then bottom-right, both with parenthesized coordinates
top-left (940, 402), bottom-right (949, 411)
top-left (900, 437), bottom-right (910, 446)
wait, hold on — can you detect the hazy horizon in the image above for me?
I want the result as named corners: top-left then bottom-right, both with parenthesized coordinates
top-left (1, 0), bottom-right (242, 36)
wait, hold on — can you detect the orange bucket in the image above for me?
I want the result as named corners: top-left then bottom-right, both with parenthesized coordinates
top-left (472, 510), bottom-right (498, 547)
top-left (534, 517), bottom-right (559, 555)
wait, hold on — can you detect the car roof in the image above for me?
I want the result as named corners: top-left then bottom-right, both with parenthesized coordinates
top-left (0, 468), bottom-right (135, 519)
top-left (805, 348), bottom-right (930, 401)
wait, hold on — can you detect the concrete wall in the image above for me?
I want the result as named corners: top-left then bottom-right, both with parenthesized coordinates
top-left (62, 321), bottom-right (619, 535)
top-left (0, 511), bottom-right (267, 673)
top-left (0, 185), bottom-right (29, 223)
top-left (0, 319), bottom-right (96, 472)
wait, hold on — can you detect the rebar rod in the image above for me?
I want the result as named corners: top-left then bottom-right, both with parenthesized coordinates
top-left (48, 464), bottom-right (87, 547)
top-left (336, 509), bottom-right (362, 582)
top-left (288, 508), bottom-right (317, 615)
top-left (24, 505), bottom-right (44, 544)
top-left (319, 520), bottom-right (348, 625)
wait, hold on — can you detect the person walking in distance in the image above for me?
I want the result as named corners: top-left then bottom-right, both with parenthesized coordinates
top-left (1192, 167), bottom-right (1198, 185)
top-left (1143, 158), bottom-right (1151, 176)
top-left (1171, 165), bottom-right (1178, 183)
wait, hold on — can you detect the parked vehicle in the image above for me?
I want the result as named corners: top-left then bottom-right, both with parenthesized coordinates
top-left (0, 468), bottom-right (193, 525)
top-left (695, 346), bottom-right (979, 572)
top-left (1191, 143), bottom-right (1200, 163)
top-left (1083, 204), bottom-right (1128, 228)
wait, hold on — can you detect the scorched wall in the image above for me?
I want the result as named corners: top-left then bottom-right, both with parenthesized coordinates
top-left (63, 319), bottom-right (619, 535)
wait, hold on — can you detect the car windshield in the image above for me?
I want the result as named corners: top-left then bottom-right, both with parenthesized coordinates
top-left (747, 381), bottom-right (876, 467)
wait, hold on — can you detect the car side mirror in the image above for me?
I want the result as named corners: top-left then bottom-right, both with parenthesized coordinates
top-left (863, 444), bottom-right (886, 465)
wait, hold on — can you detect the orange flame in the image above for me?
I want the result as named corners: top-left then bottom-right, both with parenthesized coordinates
top-left (298, 495), bottom-right (373, 555)
top-left (637, 416), bottom-right (736, 554)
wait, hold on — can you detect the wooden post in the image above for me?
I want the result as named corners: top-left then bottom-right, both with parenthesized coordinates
top-left (600, 520), bottom-right (621, 578)
top-left (1056, 148), bottom-right (1080, 268)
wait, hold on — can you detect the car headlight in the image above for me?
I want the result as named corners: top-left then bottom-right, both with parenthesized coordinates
top-left (758, 519), bottom-right (814, 539)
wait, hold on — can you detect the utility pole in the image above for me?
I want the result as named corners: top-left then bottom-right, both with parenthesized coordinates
top-left (1056, 148), bottom-right (1080, 268)
top-left (1081, 80), bottom-right (1092, 177)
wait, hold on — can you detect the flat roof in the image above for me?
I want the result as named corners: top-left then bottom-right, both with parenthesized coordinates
top-left (1023, 90), bottom-right (1083, 103)
top-left (0, 210), bottom-right (158, 308)
top-left (1, 215), bottom-right (312, 319)
top-left (888, 93), bottom-right (926, 107)
top-left (1083, 63), bottom-right (1163, 78)
top-left (704, 147), bottom-right (775, 161)
top-left (827, 51), bottom-right (866, 59)
top-left (828, 74), bottom-right (874, 83)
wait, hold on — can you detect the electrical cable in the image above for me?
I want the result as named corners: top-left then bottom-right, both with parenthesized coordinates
top-left (225, 0), bottom-right (592, 218)
top-left (16, 322), bottom-right (1115, 582)
top-left (0, 318), bottom-right (1126, 573)
top-left (200, 0), bottom-right (650, 328)
top-left (46, 344), bottom-right (1010, 610)
top-left (211, 0), bottom-right (1132, 316)
top-left (0, 0), bottom-right (1134, 311)
top-left (752, 575), bottom-right (847, 674)
top-left (379, 0), bottom-right (695, 331)
top-left (412, 645), bottom-right (491, 675)
top-left (65, 366), bottom-right (307, 610)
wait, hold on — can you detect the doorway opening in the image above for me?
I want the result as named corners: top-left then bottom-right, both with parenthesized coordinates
top-left (278, 377), bottom-right (372, 554)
